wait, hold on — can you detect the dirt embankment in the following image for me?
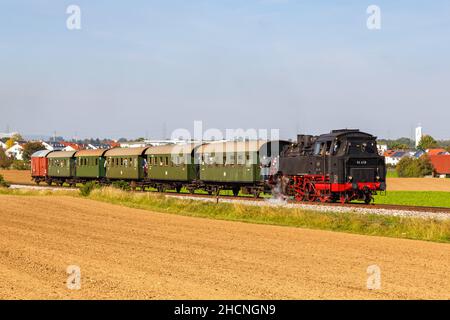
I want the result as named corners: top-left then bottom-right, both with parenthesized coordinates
top-left (0, 195), bottom-right (449, 299)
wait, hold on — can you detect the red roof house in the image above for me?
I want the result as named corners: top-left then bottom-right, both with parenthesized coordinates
top-left (429, 155), bottom-right (450, 176)
top-left (427, 148), bottom-right (449, 156)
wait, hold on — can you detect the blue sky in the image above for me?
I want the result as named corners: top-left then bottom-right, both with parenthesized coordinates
top-left (1, 0), bottom-right (449, 139)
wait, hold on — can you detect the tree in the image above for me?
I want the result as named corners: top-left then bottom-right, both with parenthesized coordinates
top-left (0, 148), bottom-right (13, 168)
top-left (417, 155), bottom-right (434, 176)
top-left (5, 138), bottom-right (15, 149)
top-left (396, 155), bottom-right (433, 177)
top-left (11, 133), bottom-right (23, 141)
top-left (22, 142), bottom-right (46, 162)
top-left (417, 135), bottom-right (438, 150)
top-left (390, 143), bottom-right (409, 150)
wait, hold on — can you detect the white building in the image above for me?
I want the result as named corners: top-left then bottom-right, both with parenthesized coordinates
top-left (415, 125), bottom-right (422, 148)
top-left (0, 141), bottom-right (7, 150)
top-left (5, 143), bottom-right (24, 160)
top-left (385, 151), bottom-right (409, 166)
top-left (119, 141), bottom-right (149, 148)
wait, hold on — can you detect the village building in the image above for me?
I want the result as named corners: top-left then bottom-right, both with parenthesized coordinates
top-left (429, 155), bottom-right (450, 178)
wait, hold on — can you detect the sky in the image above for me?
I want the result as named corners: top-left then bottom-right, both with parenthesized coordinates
top-left (1, 0), bottom-right (449, 140)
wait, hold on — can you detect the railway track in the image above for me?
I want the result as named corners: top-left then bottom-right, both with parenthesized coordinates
top-left (8, 183), bottom-right (450, 216)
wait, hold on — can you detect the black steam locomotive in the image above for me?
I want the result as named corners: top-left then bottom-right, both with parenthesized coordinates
top-left (272, 129), bottom-right (386, 204)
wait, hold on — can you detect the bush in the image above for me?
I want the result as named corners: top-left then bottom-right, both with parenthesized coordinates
top-left (396, 155), bottom-right (434, 177)
top-left (0, 148), bottom-right (13, 169)
top-left (0, 174), bottom-right (10, 188)
top-left (11, 160), bottom-right (30, 170)
top-left (111, 180), bottom-right (131, 191)
top-left (79, 181), bottom-right (99, 197)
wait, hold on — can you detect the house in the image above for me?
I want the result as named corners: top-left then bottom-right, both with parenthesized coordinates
top-left (119, 141), bottom-right (148, 148)
top-left (429, 155), bottom-right (450, 178)
top-left (0, 141), bottom-right (6, 150)
top-left (5, 143), bottom-right (24, 160)
top-left (61, 142), bottom-right (84, 151)
top-left (41, 141), bottom-right (65, 151)
top-left (411, 150), bottom-right (426, 158)
top-left (426, 148), bottom-right (449, 156)
top-left (384, 150), bottom-right (409, 166)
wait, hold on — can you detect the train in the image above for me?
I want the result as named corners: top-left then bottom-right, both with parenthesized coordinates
top-left (31, 129), bottom-right (386, 203)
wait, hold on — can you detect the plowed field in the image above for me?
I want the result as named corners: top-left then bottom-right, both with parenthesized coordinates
top-left (0, 195), bottom-right (449, 299)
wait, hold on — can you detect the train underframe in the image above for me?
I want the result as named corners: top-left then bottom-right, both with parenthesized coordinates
top-left (288, 174), bottom-right (382, 204)
top-left (32, 176), bottom-right (265, 197)
top-left (32, 174), bottom-right (382, 204)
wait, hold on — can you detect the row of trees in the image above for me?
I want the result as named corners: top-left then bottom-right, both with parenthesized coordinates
top-left (379, 135), bottom-right (450, 151)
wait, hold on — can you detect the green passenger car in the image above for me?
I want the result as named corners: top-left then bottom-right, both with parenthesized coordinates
top-left (197, 141), bottom-right (265, 183)
top-left (104, 147), bottom-right (149, 180)
top-left (47, 151), bottom-right (77, 178)
top-left (145, 144), bottom-right (200, 182)
top-left (75, 149), bottom-right (109, 179)
top-left (197, 140), bottom-right (288, 184)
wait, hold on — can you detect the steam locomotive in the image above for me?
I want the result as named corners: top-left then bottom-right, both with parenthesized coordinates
top-left (273, 129), bottom-right (386, 203)
top-left (31, 129), bottom-right (385, 204)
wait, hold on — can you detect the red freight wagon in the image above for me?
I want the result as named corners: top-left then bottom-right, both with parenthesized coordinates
top-left (31, 150), bottom-right (53, 184)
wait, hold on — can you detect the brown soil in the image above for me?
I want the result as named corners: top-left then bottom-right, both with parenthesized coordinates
top-left (0, 169), bottom-right (33, 185)
top-left (387, 178), bottom-right (450, 192)
top-left (0, 195), bottom-right (449, 299)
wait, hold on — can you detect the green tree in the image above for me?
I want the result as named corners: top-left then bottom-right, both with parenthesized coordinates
top-left (417, 155), bottom-right (434, 176)
top-left (390, 143), bottom-right (409, 150)
top-left (0, 148), bottom-right (13, 168)
top-left (396, 155), bottom-right (434, 177)
top-left (0, 174), bottom-right (9, 188)
top-left (417, 135), bottom-right (438, 150)
top-left (22, 142), bottom-right (46, 162)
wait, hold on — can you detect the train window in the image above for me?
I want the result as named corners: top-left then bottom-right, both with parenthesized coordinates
top-left (313, 142), bottom-right (321, 155)
top-left (325, 141), bottom-right (332, 155)
top-left (347, 140), bottom-right (376, 154)
top-left (95, 158), bottom-right (98, 166)
top-left (332, 141), bottom-right (341, 155)
top-left (237, 154), bottom-right (244, 165)
top-left (165, 157), bottom-right (169, 166)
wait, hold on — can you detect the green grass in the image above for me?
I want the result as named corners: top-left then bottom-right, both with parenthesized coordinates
top-left (2, 186), bottom-right (449, 243)
top-left (386, 169), bottom-right (398, 178)
top-left (374, 191), bottom-right (450, 208)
